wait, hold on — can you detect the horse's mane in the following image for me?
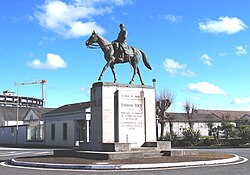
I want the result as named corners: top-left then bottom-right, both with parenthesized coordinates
top-left (96, 33), bottom-right (111, 45)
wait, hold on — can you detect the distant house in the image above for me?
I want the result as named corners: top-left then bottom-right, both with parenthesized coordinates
top-left (238, 114), bottom-right (250, 126)
top-left (162, 109), bottom-right (250, 137)
top-left (163, 112), bottom-right (221, 136)
top-left (44, 102), bottom-right (91, 147)
top-left (0, 106), bottom-right (54, 145)
top-left (0, 106), bottom-right (53, 126)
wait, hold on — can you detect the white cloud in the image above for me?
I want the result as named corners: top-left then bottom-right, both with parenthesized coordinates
top-left (181, 69), bottom-right (196, 77)
top-left (219, 52), bottom-right (226, 57)
top-left (163, 58), bottom-right (186, 74)
top-left (200, 54), bottom-right (212, 66)
top-left (194, 96), bottom-right (201, 100)
top-left (199, 16), bottom-right (247, 35)
top-left (232, 97), bottom-right (250, 104)
top-left (163, 58), bottom-right (195, 77)
top-left (80, 86), bottom-right (90, 97)
top-left (186, 82), bottom-right (226, 95)
top-left (164, 14), bottom-right (183, 23)
top-left (35, 0), bottom-right (131, 38)
top-left (240, 105), bottom-right (250, 111)
top-left (111, 0), bottom-right (134, 6)
top-left (235, 45), bottom-right (248, 55)
top-left (38, 36), bottom-right (55, 46)
top-left (65, 21), bottom-right (105, 38)
top-left (27, 53), bottom-right (67, 69)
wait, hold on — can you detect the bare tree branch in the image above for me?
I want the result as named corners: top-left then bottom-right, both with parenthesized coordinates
top-left (156, 89), bottom-right (176, 138)
top-left (183, 99), bottom-right (196, 129)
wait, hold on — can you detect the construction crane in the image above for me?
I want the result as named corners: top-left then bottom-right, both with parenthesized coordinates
top-left (14, 79), bottom-right (47, 107)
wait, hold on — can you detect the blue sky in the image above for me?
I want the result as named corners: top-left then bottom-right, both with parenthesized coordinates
top-left (0, 0), bottom-right (250, 112)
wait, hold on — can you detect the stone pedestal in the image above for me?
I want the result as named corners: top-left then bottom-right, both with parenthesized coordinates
top-left (80, 82), bottom-right (157, 151)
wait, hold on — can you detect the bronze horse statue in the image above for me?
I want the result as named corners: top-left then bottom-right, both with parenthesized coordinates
top-left (85, 31), bottom-right (152, 85)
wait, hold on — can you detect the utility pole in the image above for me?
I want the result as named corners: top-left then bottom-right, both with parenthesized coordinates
top-left (14, 79), bottom-right (47, 145)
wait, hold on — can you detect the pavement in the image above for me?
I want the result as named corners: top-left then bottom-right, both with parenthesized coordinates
top-left (8, 153), bottom-right (247, 170)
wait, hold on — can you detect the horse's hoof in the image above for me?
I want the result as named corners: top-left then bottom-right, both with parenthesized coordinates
top-left (113, 80), bottom-right (117, 83)
top-left (98, 77), bottom-right (102, 81)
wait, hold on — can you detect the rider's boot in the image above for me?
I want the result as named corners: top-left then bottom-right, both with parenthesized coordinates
top-left (115, 52), bottom-right (124, 63)
top-left (119, 52), bottom-right (124, 62)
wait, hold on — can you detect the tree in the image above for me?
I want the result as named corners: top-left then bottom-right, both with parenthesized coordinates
top-left (206, 122), bottom-right (215, 136)
top-left (183, 100), bottom-right (196, 129)
top-left (238, 121), bottom-right (250, 143)
top-left (220, 121), bottom-right (234, 140)
top-left (156, 89), bottom-right (175, 140)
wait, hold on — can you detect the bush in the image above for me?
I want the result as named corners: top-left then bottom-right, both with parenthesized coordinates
top-left (175, 139), bottom-right (191, 146)
top-left (182, 129), bottom-right (201, 145)
top-left (197, 138), bottom-right (214, 146)
top-left (238, 125), bottom-right (250, 144)
top-left (160, 132), bottom-right (177, 145)
top-left (229, 138), bottom-right (242, 146)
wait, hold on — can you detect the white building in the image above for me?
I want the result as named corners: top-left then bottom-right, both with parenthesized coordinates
top-left (44, 102), bottom-right (91, 147)
top-left (0, 106), bottom-right (53, 145)
top-left (161, 112), bottom-right (221, 136)
top-left (161, 109), bottom-right (250, 137)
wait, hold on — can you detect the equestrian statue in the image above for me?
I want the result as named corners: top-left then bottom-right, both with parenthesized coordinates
top-left (85, 24), bottom-right (152, 85)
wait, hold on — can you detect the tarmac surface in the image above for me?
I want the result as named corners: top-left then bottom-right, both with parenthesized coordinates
top-left (9, 151), bottom-right (246, 170)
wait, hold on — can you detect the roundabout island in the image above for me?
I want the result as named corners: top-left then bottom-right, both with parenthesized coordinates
top-left (7, 150), bottom-right (247, 170)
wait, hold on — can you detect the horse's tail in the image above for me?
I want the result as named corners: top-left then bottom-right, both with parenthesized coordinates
top-left (140, 50), bottom-right (152, 70)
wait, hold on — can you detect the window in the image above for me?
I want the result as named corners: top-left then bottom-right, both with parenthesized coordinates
top-left (51, 124), bottom-right (55, 140)
top-left (1, 128), bottom-right (4, 136)
top-left (30, 115), bottom-right (34, 120)
top-left (63, 123), bottom-right (67, 140)
top-left (27, 125), bottom-right (43, 141)
top-left (11, 127), bottom-right (14, 136)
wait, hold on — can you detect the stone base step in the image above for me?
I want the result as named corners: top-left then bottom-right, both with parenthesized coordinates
top-left (131, 147), bottom-right (159, 152)
top-left (143, 152), bottom-right (164, 158)
top-left (54, 149), bottom-right (199, 160)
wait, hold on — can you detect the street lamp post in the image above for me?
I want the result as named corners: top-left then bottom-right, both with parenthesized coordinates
top-left (152, 78), bottom-right (158, 140)
top-left (16, 88), bottom-right (19, 145)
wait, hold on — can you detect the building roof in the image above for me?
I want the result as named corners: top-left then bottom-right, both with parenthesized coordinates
top-left (169, 113), bottom-right (221, 122)
top-left (0, 106), bottom-right (54, 121)
top-left (44, 101), bottom-right (91, 117)
top-left (196, 109), bottom-right (250, 121)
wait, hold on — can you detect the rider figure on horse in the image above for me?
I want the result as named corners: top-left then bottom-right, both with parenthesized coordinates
top-left (113, 24), bottom-right (130, 62)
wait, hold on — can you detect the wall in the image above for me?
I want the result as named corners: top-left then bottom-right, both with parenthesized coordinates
top-left (45, 120), bottom-right (75, 147)
top-left (162, 122), bottom-right (222, 136)
top-left (0, 125), bottom-right (44, 145)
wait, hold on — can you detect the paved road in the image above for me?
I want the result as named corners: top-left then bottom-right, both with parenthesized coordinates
top-left (0, 147), bottom-right (249, 175)
top-left (0, 147), bottom-right (53, 161)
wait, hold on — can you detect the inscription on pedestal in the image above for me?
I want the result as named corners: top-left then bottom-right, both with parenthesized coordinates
top-left (117, 90), bottom-right (145, 146)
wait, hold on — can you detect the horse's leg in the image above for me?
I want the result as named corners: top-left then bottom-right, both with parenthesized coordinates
top-left (98, 63), bottom-right (107, 81)
top-left (137, 67), bottom-right (144, 85)
top-left (98, 60), bottom-right (113, 81)
top-left (110, 63), bottom-right (117, 83)
top-left (129, 60), bottom-right (137, 84)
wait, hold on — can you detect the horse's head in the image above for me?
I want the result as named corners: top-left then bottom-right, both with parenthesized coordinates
top-left (85, 30), bottom-right (99, 47)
